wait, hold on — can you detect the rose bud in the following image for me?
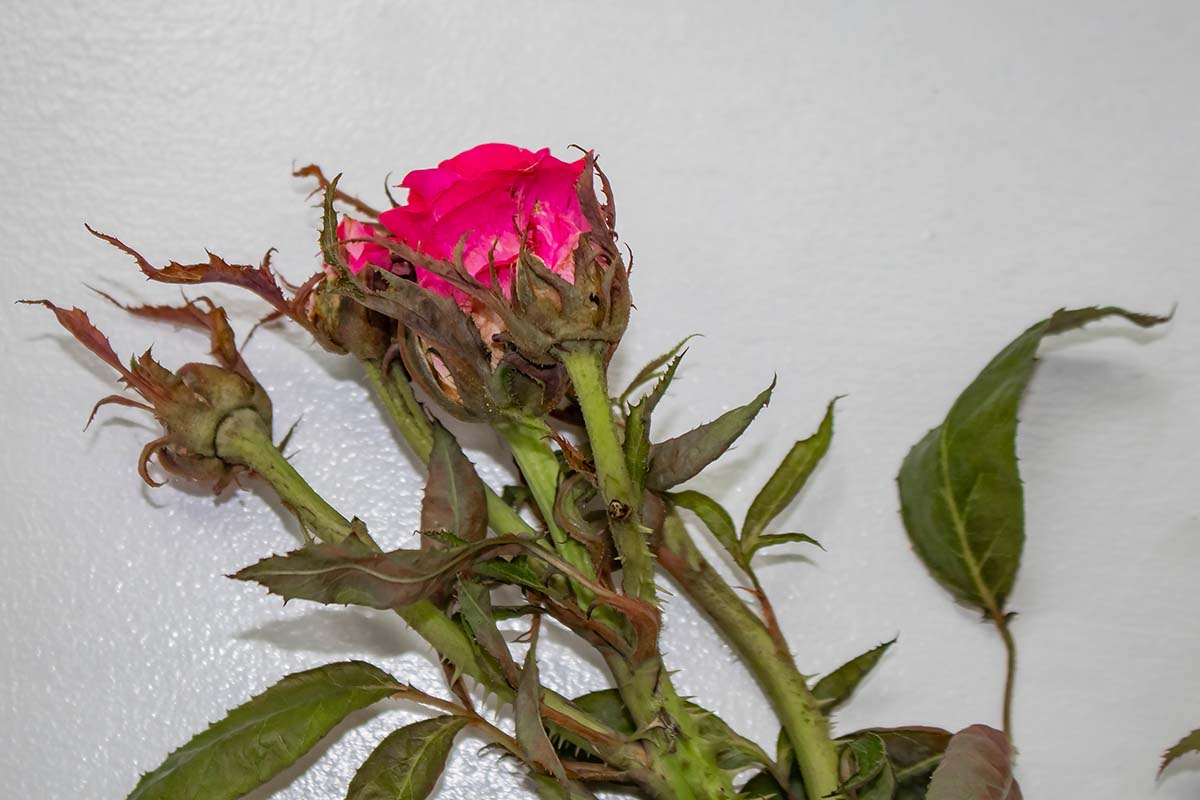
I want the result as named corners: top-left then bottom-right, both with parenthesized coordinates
top-left (324, 144), bottom-right (629, 421)
top-left (25, 296), bottom-right (273, 492)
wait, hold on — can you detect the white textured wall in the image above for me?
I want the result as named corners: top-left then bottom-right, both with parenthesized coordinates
top-left (2, 2), bottom-right (1198, 798)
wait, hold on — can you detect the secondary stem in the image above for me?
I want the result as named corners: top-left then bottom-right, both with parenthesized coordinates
top-left (996, 614), bottom-right (1017, 740)
top-left (657, 511), bottom-right (842, 800)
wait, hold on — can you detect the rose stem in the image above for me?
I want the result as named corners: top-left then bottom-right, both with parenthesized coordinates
top-left (656, 510), bottom-right (842, 800)
top-left (560, 344), bottom-right (739, 800)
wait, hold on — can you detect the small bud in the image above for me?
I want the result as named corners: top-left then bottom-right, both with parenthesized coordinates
top-left (26, 297), bottom-right (272, 492)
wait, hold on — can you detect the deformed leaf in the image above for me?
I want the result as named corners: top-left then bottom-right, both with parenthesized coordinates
top-left (926, 725), bottom-right (1021, 800)
top-left (839, 733), bottom-right (887, 793)
top-left (233, 538), bottom-right (522, 610)
top-left (345, 715), bottom-right (469, 800)
top-left (898, 307), bottom-right (1169, 619)
top-left (646, 379), bottom-right (775, 492)
top-left (1161, 728), bottom-right (1200, 774)
top-left (126, 661), bottom-right (398, 800)
top-left (422, 421), bottom-right (487, 542)
top-left (742, 398), bottom-right (836, 555)
top-left (667, 490), bottom-right (741, 565)
top-left (813, 638), bottom-right (896, 713)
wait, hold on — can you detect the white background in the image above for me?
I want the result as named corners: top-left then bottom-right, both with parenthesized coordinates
top-left (2, 2), bottom-right (1198, 798)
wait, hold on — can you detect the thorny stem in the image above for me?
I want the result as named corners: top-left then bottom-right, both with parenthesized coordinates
top-left (657, 511), bottom-right (842, 800)
top-left (213, 403), bottom-right (634, 769)
top-left (560, 344), bottom-right (739, 800)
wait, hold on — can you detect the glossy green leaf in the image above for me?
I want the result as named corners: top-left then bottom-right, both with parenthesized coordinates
top-left (747, 533), bottom-right (823, 559)
top-left (898, 307), bottom-right (1168, 618)
top-left (127, 661), bottom-right (397, 800)
top-left (1161, 728), bottom-right (1200, 774)
top-left (646, 379), bottom-right (775, 492)
top-left (233, 538), bottom-right (522, 610)
top-left (742, 399), bottom-right (836, 554)
top-left (422, 422), bottom-right (487, 542)
top-left (926, 725), bottom-right (1021, 800)
top-left (813, 639), bottom-right (896, 713)
top-left (345, 715), bottom-right (468, 800)
top-left (667, 490), bottom-right (741, 565)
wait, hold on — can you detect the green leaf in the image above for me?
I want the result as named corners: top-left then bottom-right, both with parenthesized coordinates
top-left (738, 770), bottom-right (790, 800)
top-left (345, 715), bottom-right (468, 800)
top-left (458, 579), bottom-right (519, 686)
top-left (619, 334), bottom-right (699, 405)
top-left (515, 635), bottom-right (568, 783)
top-left (667, 490), bottom-right (741, 565)
top-left (862, 727), bottom-right (951, 789)
top-left (926, 725), bottom-right (1021, 800)
top-left (1161, 728), bottom-right (1200, 774)
top-left (422, 422), bottom-right (487, 542)
top-left (625, 352), bottom-right (684, 491)
top-left (127, 661), bottom-right (398, 800)
top-left (646, 379), bottom-right (775, 492)
top-left (813, 639), bottom-right (896, 713)
top-left (233, 538), bottom-right (522, 610)
top-left (474, 555), bottom-right (549, 593)
top-left (898, 307), bottom-right (1168, 618)
top-left (569, 689), bottom-right (636, 735)
top-left (838, 733), bottom-right (888, 793)
top-left (747, 533), bottom-right (823, 559)
top-left (742, 399), bottom-right (836, 555)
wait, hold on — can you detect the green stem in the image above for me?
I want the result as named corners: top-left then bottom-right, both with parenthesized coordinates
top-left (561, 345), bottom-right (737, 800)
top-left (996, 615), bottom-right (1017, 740)
top-left (657, 512), bottom-right (842, 800)
top-left (215, 409), bottom-right (357, 546)
top-left (214, 404), bottom-right (634, 768)
top-left (496, 416), bottom-right (595, 576)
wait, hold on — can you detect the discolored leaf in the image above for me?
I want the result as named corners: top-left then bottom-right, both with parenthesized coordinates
top-left (422, 422), bottom-right (487, 542)
top-left (667, 490), bottom-right (741, 566)
top-left (862, 727), bottom-right (952, 791)
top-left (233, 538), bottom-right (522, 610)
top-left (898, 307), bottom-right (1169, 619)
top-left (926, 725), bottom-right (1021, 800)
top-left (515, 628), bottom-right (570, 784)
top-left (813, 639), bottom-right (896, 714)
top-left (742, 399), bottom-right (836, 555)
top-left (1161, 728), bottom-right (1200, 774)
top-left (345, 715), bottom-right (468, 800)
top-left (646, 379), bottom-right (775, 492)
top-left (126, 661), bottom-right (398, 800)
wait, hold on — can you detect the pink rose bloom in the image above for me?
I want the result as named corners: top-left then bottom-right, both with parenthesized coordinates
top-left (379, 143), bottom-right (589, 303)
top-left (336, 216), bottom-right (392, 275)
